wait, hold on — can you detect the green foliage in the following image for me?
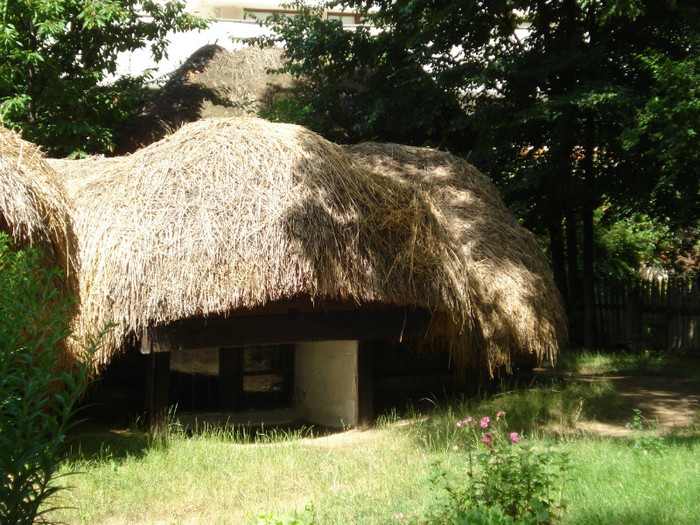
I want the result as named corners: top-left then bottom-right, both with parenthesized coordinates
top-left (256, 504), bottom-right (316, 525)
top-left (621, 47), bottom-right (700, 224)
top-left (251, 0), bottom-right (699, 225)
top-left (625, 409), bottom-right (667, 455)
top-left (256, 512), bottom-right (303, 525)
top-left (0, 233), bottom-right (99, 524)
top-left (594, 210), bottom-right (674, 277)
top-left (430, 412), bottom-right (568, 525)
top-left (247, 1), bottom-right (471, 148)
top-left (452, 505), bottom-right (543, 525)
top-left (0, 0), bottom-right (207, 157)
top-left (251, 0), bottom-right (700, 337)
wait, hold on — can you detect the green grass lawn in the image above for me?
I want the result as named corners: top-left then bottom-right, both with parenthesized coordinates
top-left (50, 351), bottom-right (700, 524)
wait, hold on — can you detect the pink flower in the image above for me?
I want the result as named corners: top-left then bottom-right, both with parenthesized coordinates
top-left (482, 437), bottom-right (492, 447)
top-left (497, 411), bottom-right (505, 418)
top-left (509, 432), bottom-right (521, 444)
top-left (480, 417), bottom-right (490, 429)
top-left (457, 417), bottom-right (473, 428)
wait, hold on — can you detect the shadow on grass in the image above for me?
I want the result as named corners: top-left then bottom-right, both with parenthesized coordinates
top-left (399, 375), bottom-right (633, 451)
top-left (65, 424), bottom-right (151, 463)
top-left (65, 418), bottom-right (349, 463)
top-left (566, 505), bottom-right (697, 525)
top-left (662, 430), bottom-right (700, 446)
top-left (172, 420), bottom-right (342, 444)
top-left (555, 349), bottom-right (700, 380)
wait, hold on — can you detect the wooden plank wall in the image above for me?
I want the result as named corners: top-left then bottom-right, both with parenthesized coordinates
top-left (594, 276), bottom-right (700, 354)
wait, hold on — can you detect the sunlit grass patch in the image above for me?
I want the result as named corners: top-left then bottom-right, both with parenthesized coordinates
top-left (49, 352), bottom-right (700, 524)
top-left (562, 437), bottom-right (700, 525)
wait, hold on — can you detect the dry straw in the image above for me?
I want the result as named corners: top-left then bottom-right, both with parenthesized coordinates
top-left (345, 143), bottom-right (567, 372)
top-left (58, 118), bottom-right (470, 367)
top-left (0, 126), bottom-right (75, 284)
top-left (115, 45), bottom-right (295, 154)
top-left (0, 126), bottom-right (81, 370)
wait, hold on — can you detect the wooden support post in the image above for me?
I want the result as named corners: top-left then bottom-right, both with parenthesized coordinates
top-left (219, 347), bottom-right (244, 411)
top-left (146, 352), bottom-right (170, 435)
top-left (357, 341), bottom-right (374, 428)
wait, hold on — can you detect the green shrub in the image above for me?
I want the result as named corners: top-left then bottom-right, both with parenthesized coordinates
top-left (625, 408), bottom-right (667, 455)
top-left (430, 411), bottom-right (568, 524)
top-left (0, 233), bottom-right (98, 524)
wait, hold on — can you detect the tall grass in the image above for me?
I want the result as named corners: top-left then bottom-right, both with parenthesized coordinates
top-left (56, 422), bottom-right (437, 524)
top-left (563, 437), bottom-right (700, 525)
top-left (49, 350), bottom-right (700, 524)
top-left (555, 348), bottom-right (700, 379)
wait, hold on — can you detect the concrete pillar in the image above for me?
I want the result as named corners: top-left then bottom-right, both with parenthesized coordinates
top-left (295, 340), bottom-right (358, 428)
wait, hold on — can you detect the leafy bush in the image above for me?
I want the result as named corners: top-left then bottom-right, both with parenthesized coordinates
top-left (625, 408), bottom-right (667, 455)
top-left (0, 0), bottom-right (207, 157)
top-left (594, 210), bottom-right (674, 277)
top-left (430, 412), bottom-right (568, 524)
top-left (452, 504), bottom-right (543, 525)
top-left (0, 234), bottom-right (98, 524)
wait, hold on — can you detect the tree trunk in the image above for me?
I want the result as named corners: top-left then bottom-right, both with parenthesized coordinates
top-left (582, 112), bottom-right (597, 348)
top-left (549, 220), bottom-right (568, 308)
top-left (582, 205), bottom-right (595, 348)
top-left (565, 212), bottom-right (582, 310)
top-left (26, 20), bottom-right (38, 125)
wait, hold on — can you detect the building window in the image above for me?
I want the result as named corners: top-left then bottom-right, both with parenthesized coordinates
top-left (243, 8), bottom-right (360, 25)
top-left (170, 344), bottom-right (294, 412)
top-left (326, 12), bottom-right (361, 25)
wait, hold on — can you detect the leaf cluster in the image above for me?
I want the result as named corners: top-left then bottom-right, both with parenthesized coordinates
top-left (251, 0), bottom-right (700, 236)
top-left (0, 0), bottom-right (208, 156)
top-left (0, 233), bottom-right (100, 524)
top-left (248, 1), bottom-right (471, 148)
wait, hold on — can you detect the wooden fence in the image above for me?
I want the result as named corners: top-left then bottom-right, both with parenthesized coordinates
top-left (594, 276), bottom-right (700, 354)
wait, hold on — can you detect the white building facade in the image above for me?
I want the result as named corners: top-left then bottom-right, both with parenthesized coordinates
top-left (116, 1), bottom-right (359, 80)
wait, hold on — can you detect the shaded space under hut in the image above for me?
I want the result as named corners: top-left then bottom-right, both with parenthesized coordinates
top-left (114, 45), bottom-right (296, 155)
top-left (52, 117), bottom-right (476, 429)
top-left (344, 143), bottom-right (568, 375)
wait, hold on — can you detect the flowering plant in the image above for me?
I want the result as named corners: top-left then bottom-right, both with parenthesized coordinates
top-left (433, 411), bottom-right (567, 524)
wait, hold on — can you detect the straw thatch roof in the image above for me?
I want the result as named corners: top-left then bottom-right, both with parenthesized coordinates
top-left (114, 45), bottom-right (295, 154)
top-left (60, 118), bottom-right (470, 367)
top-left (0, 126), bottom-right (75, 282)
top-left (345, 143), bottom-right (567, 372)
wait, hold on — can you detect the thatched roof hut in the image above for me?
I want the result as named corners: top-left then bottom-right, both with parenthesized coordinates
top-left (114, 45), bottom-right (295, 154)
top-left (60, 118), bottom-right (470, 367)
top-left (345, 143), bottom-right (567, 372)
top-left (0, 126), bottom-right (75, 282)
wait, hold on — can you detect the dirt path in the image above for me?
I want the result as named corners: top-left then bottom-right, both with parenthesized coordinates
top-left (561, 374), bottom-right (700, 437)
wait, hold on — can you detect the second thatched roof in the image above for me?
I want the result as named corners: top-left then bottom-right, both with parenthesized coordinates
top-left (115, 45), bottom-right (295, 154)
top-left (63, 117), bottom-right (470, 367)
top-left (345, 143), bottom-right (568, 372)
top-left (0, 126), bottom-right (75, 282)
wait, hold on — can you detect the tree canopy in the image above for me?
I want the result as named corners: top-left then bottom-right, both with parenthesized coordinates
top-left (252, 0), bottom-right (700, 344)
top-left (0, 0), bottom-right (207, 157)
